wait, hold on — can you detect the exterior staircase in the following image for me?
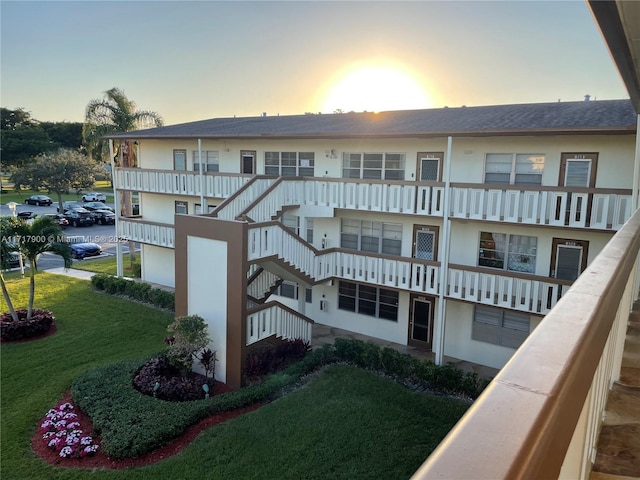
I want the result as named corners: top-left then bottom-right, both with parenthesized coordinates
top-left (247, 266), bottom-right (282, 306)
top-left (590, 300), bottom-right (640, 479)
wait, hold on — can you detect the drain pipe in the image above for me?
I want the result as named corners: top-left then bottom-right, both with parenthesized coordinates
top-left (110, 139), bottom-right (123, 278)
top-left (434, 136), bottom-right (453, 366)
top-left (198, 138), bottom-right (205, 213)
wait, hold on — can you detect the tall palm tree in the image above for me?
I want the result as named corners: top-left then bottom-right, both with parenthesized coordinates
top-left (0, 216), bottom-right (73, 320)
top-left (83, 88), bottom-right (164, 263)
top-left (83, 87), bottom-right (164, 165)
top-left (0, 222), bottom-right (19, 322)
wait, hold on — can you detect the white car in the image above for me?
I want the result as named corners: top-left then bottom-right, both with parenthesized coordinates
top-left (82, 192), bottom-right (107, 202)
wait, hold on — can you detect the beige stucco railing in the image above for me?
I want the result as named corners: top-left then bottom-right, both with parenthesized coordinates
top-left (412, 207), bottom-right (640, 479)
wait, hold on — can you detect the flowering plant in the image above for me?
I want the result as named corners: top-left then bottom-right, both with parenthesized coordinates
top-left (39, 402), bottom-right (99, 458)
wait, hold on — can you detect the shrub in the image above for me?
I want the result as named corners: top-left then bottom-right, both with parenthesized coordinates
top-left (0, 308), bottom-right (55, 341)
top-left (245, 339), bottom-right (311, 377)
top-left (133, 356), bottom-right (209, 401)
top-left (165, 315), bottom-right (210, 376)
top-left (130, 261), bottom-right (141, 278)
top-left (90, 273), bottom-right (175, 311)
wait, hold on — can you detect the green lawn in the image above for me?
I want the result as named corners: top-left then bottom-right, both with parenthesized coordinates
top-left (1, 181), bottom-right (114, 205)
top-left (72, 255), bottom-right (136, 277)
top-left (1, 273), bottom-right (467, 479)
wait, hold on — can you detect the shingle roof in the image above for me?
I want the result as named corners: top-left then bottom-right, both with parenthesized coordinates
top-left (108, 99), bottom-right (637, 140)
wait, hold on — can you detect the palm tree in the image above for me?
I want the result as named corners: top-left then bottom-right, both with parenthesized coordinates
top-left (0, 216), bottom-right (73, 320)
top-left (83, 88), bottom-right (164, 265)
top-left (83, 87), bottom-right (164, 165)
top-left (0, 222), bottom-right (19, 322)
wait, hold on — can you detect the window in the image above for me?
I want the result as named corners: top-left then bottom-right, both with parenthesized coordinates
top-left (276, 281), bottom-right (312, 303)
top-left (472, 305), bottom-right (530, 348)
top-left (338, 281), bottom-right (398, 321)
top-left (175, 201), bottom-right (188, 214)
top-left (306, 218), bottom-right (314, 244)
top-left (282, 213), bottom-right (299, 235)
top-left (484, 153), bottom-right (544, 185)
top-left (479, 232), bottom-right (537, 274)
top-left (192, 150), bottom-right (220, 172)
top-left (341, 219), bottom-right (402, 255)
top-left (195, 204), bottom-right (217, 214)
top-left (342, 152), bottom-right (406, 180)
top-left (173, 149), bottom-right (187, 171)
top-left (264, 152), bottom-right (315, 176)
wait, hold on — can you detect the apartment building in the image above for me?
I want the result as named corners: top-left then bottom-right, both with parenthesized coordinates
top-left (109, 99), bottom-right (638, 388)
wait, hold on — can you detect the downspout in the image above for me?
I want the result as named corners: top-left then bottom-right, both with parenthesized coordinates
top-left (198, 138), bottom-right (205, 213)
top-left (110, 139), bottom-right (123, 278)
top-left (434, 136), bottom-right (453, 366)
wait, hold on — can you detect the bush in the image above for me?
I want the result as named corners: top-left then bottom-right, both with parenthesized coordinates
top-left (90, 273), bottom-right (175, 311)
top-left (245, 339), bottom-right (311, 377)
top-left (130, 261), bottom-right (141, 278)
top-left (165, 315), bottom-right (210, 376)
top-left (0, 308), bottom-right (55, 341)
top-left (133, 356), bottom-right (209, 401)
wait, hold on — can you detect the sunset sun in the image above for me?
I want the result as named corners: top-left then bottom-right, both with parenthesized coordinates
top-left (321, 63), bottom-right (433, 113)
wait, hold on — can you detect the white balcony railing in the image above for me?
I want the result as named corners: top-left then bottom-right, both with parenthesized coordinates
top-left (116, 169), bottom-right (632, 231)
top-left (118, 218), bottom-right (175, 248)
top-left (115, 168), bottom-right (252, 199)
top-left (246, 301), bottom-right (314, 346)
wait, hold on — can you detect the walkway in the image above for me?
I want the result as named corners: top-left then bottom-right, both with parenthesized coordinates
top-left (591, 300), bottom-right (640, 479)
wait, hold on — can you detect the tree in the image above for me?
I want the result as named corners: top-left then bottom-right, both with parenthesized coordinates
top-left (1, 108), bottom-right (55, 168)
top-left (40, 121), bottom-right (84, 151)
top-left (10, 148), bottom-right (103, 215)
top-left (0, 216), bottom-right (73, 319)
top-left (83, 88), bottom-right (164, 264)
top-left (83, 87), bottom-right (163, 164)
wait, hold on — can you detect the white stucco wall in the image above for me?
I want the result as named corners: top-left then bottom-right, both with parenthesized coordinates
top-left (141, 245), bottom-right (175, 288)
top-left (187, 236), bottom-right (228, 383)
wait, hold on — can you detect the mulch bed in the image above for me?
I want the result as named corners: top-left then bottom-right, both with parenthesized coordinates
top-left (0, 324), bottom-right (57, 344)
top-left (32, 390), bottom-right (265, 469)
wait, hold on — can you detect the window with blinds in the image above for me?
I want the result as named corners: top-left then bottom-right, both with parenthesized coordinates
top-left (342, 152), bottom-right (406, 180)
top-left (192, 150), bottom-right (220, 172)
top-left (338, 280), bottom-right (398, 321)
top-left (484, 153), bottom-right (544, 185)
top-left (264, 152), bottom-right (315, 176)
top-left (472, 305), bottom-right (530, 348)
top-left (341, 219), bottom-right (402, 255)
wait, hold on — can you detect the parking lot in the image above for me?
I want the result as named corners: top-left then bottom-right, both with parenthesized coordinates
top-left (1, 200), bottom-right (137, 271)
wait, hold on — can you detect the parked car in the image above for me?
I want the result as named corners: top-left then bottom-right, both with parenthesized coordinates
top-left (1, 251), bottom-right (23, 268)
top-left (17, 211), bottom-right (34, 219)
top-left (70, 242), bottom-right (102, 259)
top-left (63, 208), bottom-right (95, 227)
top-left (43, 213), bottom-right (69, 229)
top-left (57, 201), bottom-right (83, 213)
top-left (92, 209), bottom-right (116, 225)
top-left (82, 192), bottom-right (107, 202)
top-left (83, 202), bottom-right (115, 213)
top-left (24, 195), bottom-right (52, 206)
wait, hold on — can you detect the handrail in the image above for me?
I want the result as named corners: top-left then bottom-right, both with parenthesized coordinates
top-left (413, 207), bottom-right (640, 479)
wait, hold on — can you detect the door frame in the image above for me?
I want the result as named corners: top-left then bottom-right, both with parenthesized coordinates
top-left (416, 152), bottom-right (444, 182)
top-left (558, 152), bottom-right (598, 225)
top-left (408, 294), bottom-right (436, 349)
top-left (241, 150), bottom-right (256, 174)
top-left (412, 224), bottom-right (440, 260)
top-left (549, 237), bottom-right (589, 280)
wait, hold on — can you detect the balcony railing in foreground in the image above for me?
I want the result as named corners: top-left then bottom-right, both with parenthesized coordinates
top-left (412, 208), bottom-right (640, 480)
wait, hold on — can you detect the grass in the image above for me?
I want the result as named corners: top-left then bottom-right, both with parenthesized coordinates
top-left (72, 255), bottom-right (136, 277)
top-left (1, 274), bottom-right (468, 479)
top-left (1, 181), bottom-right (114, 205)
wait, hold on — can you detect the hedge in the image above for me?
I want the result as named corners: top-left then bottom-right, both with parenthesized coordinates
top-left (90, 273), bottom-right (174, 311)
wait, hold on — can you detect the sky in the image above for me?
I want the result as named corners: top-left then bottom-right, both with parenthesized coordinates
top-left (0, 0), bottom-right (630, 126)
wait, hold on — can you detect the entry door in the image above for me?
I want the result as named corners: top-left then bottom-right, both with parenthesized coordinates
top-left (413, 225), bottom-right (439, 261)
top-left (409, 295), bottom-right (435, 349)
top-left (417, 152), bottom-right (443, 182)
top-left (241, 150), bottom-right (256, 174)
top-left (550, 238), bottom-right (589, 281)
top-left (559, 153), bottom-right (598, 223)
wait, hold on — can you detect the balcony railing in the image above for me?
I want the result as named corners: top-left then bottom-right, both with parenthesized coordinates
top-left (118, 218), bottom-right (175, 248)
top-left (115, 169), bottom-right (632, 231)
top-left (115, 168), bottom-right (252, 199)
top-left (247, 222), bottom-right (571, 313)
top-left (412, 208), bottom-right (640, 479)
